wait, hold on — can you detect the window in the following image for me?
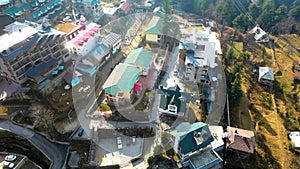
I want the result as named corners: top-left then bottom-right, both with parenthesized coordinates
top-left (168, 105), bottom-right (177, 113)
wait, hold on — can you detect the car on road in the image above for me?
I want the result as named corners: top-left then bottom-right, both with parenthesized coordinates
top-left (4, 155), bottom-right (16, 161)
top-left (117, 137), bottom-right (122, 150)
top-left (132, 136), bottom-right (136, 144)
top-left (126, 138), bottom-right (131, 146)
top-left (3, 161), bottom-right (14, 168)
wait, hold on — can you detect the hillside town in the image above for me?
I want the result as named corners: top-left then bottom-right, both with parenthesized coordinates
top-left (0, 0), bottom-right (300, 169)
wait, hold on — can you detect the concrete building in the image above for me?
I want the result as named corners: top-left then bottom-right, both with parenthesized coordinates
top-left (56, 22), bottom-right (101, 57)
top-left (170, 122), bottom-right (223, 169)
top-left (289, 131), bottom-right (300, 152)
top-left (179, 28), bottom-right (218, 86)
top-left (0, 20), bottom-right (69, 85)
top-left (73, 0), bottom-right (103, 19)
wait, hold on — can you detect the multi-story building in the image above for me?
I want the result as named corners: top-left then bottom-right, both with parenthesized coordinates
top-left (72, 0), bottom-right (103, 19)
top-left (56, 22), bottom-right (101, 57)
top-left (179, 28), bottom-right (218, 86)
top-left (0, 20), bottom-right (69, 85)
top-left (170, 122), bottom-right (223, 169)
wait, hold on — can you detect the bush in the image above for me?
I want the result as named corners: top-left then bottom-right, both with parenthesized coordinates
top-left (147, 156), bottom-right (154, 164)
top-left (98, 103), bottom-right (111, 111)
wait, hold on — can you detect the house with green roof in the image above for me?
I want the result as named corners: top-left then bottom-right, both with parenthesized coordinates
top-left (145, 16), bottom-right (164, 43)
top-left (102, 63), bottom-right (141, 104)
top-left (158, 86), bottom-right (191, 117)
top-left (170, 122), bottom-right (223, 169)
top-left (124, 47), bottom-right (154, 75)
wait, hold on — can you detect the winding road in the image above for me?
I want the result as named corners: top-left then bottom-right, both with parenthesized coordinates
top-left (0, 120), bottom-right (67, 169)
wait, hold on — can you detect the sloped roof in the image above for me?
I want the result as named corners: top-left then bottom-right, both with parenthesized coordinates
top-left (158, 87), bottom-right (191, 113)
top-left (103, 63), bottom-right (140, 96)
top-left (124, 48), bottom-right (153, 69)
top-left (171, 122), bottom-right (214, 155)
top-left (145, 16), bottom-right (163, 35)
top-left (55, 22), bottom-right (81, 36)
top-left (259, 67), bottom-right (274, 81)
top-left (26, 58), bottom-right (59, 78)
top-left (226, 126), bottom-right (256, 154)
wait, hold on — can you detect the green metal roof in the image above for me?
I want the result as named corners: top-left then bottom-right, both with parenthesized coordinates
top-left (145, 16), bottom-right (163, 35)
top-left (171, 122), bottom-right (214, 155)
top-left (158, 87), bottom-right (191, 113)
top-left (124, 47), bottom-right (153, 69)
top-left (103, 63), bottom-right (140, 96)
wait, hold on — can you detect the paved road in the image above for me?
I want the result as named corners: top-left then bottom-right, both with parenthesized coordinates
top-left (0, 120), bottom-right (67, 169)
top-left (205, 59), bottom-right (227, 125)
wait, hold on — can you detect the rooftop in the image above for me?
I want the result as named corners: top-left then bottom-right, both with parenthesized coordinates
top-left (259, 67), bottom-right (274, 81)
top-left (187, 147), bottom-right (222, 169)
top-left (171, 122), bottom-right (214, 155)
top-left (158, 86), bottom-right (191, 113)
top-left (68, 23), bottom-right (100, 47)
top-left (124, 47), bottom-right (154, 70)
top-left (0, 21), bottom-right (38, 53)
top-left (55, 22), bottom-right (82, 36)
top-left (101, 32), bottom-right (122, 47)
top-left (103, 63), bottom-right (141, 96)
top-left (209, 126), bottom-right (224, 152)
top-left (226, 126), bottom-right (256, 154)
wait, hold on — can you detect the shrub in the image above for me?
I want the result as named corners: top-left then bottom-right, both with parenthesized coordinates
top-left (147, 156), bottom-right (154, 164)
top-left (98, 103), bottom-right (110, 111)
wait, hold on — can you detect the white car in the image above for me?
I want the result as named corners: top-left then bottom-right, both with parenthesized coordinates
top-left (78, 87), bottom-right (84, 92)
top-left (83, 85), bottom-right (90, 92)
top-left (3, 161), bottom-right (14, 168)
top-left (117, 137), bottom-right (122, 150)
top-left (4, 155), bottom-right (16, 161)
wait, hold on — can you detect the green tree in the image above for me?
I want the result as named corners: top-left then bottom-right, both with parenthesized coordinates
top-left (248, 3), bottom-right (262, 21)
top-left (233, 14), bottom-right (249, 32)
top-left (274, 5), bottom-right (287, 22)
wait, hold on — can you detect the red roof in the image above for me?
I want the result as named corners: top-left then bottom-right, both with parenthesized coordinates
top-left (69, 23), bottom-right (100, 46)
top-left (132, 82), bottom-right (142, 91)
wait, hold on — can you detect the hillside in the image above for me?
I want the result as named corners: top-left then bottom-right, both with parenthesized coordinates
top-left (220, 26), bottom-right (300, 169)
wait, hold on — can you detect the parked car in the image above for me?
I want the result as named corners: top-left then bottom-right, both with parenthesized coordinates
top-left (132, 136), bottom-right (136, 144)
top-left (117, 137), bottom-right (122, 150)
top-left (78, 87), bottom-right (84, 92)
top-left (4, 155), bottom-right (16, 161)
top-left (126, 138), bottom-right (131, 146)
top-left (3, 161), bottom-right (14, 168)
top-left (83, 85), bottom-right (90, 92)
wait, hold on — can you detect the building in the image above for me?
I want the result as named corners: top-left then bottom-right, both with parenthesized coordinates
top-left (100, 32), bottom-right (122, 55)
top-left (258, 67), bottom-right (274, 86)
top-left (0, 20), bottom-right (69, 85)
top-left (31, 0), bottom-right (62, 20)
top-left (73, 0), bottom-right (103, 19)
top-left (64, 70), bottom-right (82, 87)
top-left (179, 28), bottom-right (218, 86)
top-left (75, 43), bottom-right (110, 76)
top-left (170, 122), bottom-right (223, 169)
top-left (124, 47), bottom-right (154, 75)
top-left (145, 16), bottom-right (164, 44)
top-left (102, 63), bottom-right (141, 105)
top-left (249, 25), bottom-right (269, 43)
top-left (56, 22), bottom-right (101, 56)
top-left (225, 126), bottom-right (256, 155)
top-left (289, 131), bottom-right (300, 152)
top-left (118, 0), bottom-right (131, 15)
top-left (158, 86), bottom-right (191, 117)
top-left (209, 125), bottom-right (225, 153)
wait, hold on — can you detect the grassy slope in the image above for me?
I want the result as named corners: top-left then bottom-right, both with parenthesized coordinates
top-left (221, 26), bottom-right (300, 169)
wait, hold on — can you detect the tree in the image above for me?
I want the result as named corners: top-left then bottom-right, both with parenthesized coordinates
top-left (233, 14), bottom-right (249, 32)
top-left (248, 3), bottom-right (262, 21)
top-left (274, 5), bottom-right (287, 22)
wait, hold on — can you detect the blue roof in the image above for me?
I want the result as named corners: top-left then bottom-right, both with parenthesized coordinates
top-left (76, 63), bottom-right (97, 77)
top-left (26, 58), bottom-right (59, 78)
top-left (71, 76), bottom-right (81, 87)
